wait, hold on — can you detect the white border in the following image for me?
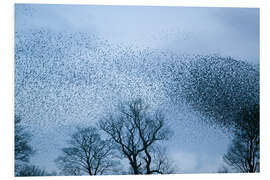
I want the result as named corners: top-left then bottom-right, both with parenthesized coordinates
top-left (1, 0), bottom-right (269, 180)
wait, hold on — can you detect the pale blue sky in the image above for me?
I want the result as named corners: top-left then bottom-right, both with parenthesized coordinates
top-left (15, 4), bottom-right (259, 62)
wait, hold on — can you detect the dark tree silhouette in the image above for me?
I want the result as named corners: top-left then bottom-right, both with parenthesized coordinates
top-left (15, 115), bottom-right (34, 163)
top-left (164, 55), bottom-right (260, 173)
top-left (16, 164), bottom-right (56, 176)
top-left (14, 115), bottom-right (34, 176)
top-left (99, 99), bottom-right (174, 175)
top-left (14, 115), bottom-right (56, 177)
top-left (55, 126), bottom-right (115, 176)
top-left (56, 159), bottom-right (82, 176)
top-left (223, 104), bottom-right (259, 173)
top-left (149, 147), bottom-right (176, 174)
top-left (217, 165), bottom-right (230, 173)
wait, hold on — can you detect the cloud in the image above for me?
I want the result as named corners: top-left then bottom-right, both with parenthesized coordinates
top-left (15, 4), bottom-right (259, 63)
top-left (170, 150), bottom-right (224, 173)
top-left (170, 151), bottom-right (198, 173)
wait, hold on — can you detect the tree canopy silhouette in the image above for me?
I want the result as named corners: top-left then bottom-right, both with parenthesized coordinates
top-left (15, 115), bottom-right (34, 163)
top-left (99, 99), bottom-right (174, 174)
top-left (223, 104), bottom-right (259, 173)
top-left (55, 126), bottom-right (116, 176)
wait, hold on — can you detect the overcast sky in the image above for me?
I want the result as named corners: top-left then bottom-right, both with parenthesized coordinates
top-left (16, 4), bottom-right (259, 63)
top-left (15, 4), bottom-right (259, 174)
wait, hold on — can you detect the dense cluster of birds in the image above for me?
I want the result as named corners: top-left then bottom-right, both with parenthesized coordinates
top-left (15, 29), bottom-right (259, 171)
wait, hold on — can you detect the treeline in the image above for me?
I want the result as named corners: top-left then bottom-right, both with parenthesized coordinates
top-left (15, 98), bottom-right (259, 176)
top-left (222, 104), bottom-right (260, 173)
top-left (15, 98), bottom-right (175, 176)
top-left (14, 115), bottom-right (57, 176)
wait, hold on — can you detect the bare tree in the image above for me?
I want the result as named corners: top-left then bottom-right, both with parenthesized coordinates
top-left (16, 164), bottom-right (56, 176)
top-left (15, 115), bottom-right (35, 176)
top-left (99, 99), bottom-right (174, 175)
top-left (15, 115), bottom-right (34, 163)
top-left (56, 157), bottom-right (83, 176)
top-left (55, 126), bottom-right (115, 176)
top-left (150, 147), bottom-right (176, 174)
top-left (223, 104), bottom-right (259, 173)
top-left (217, 165), bottom-right (230, 173)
